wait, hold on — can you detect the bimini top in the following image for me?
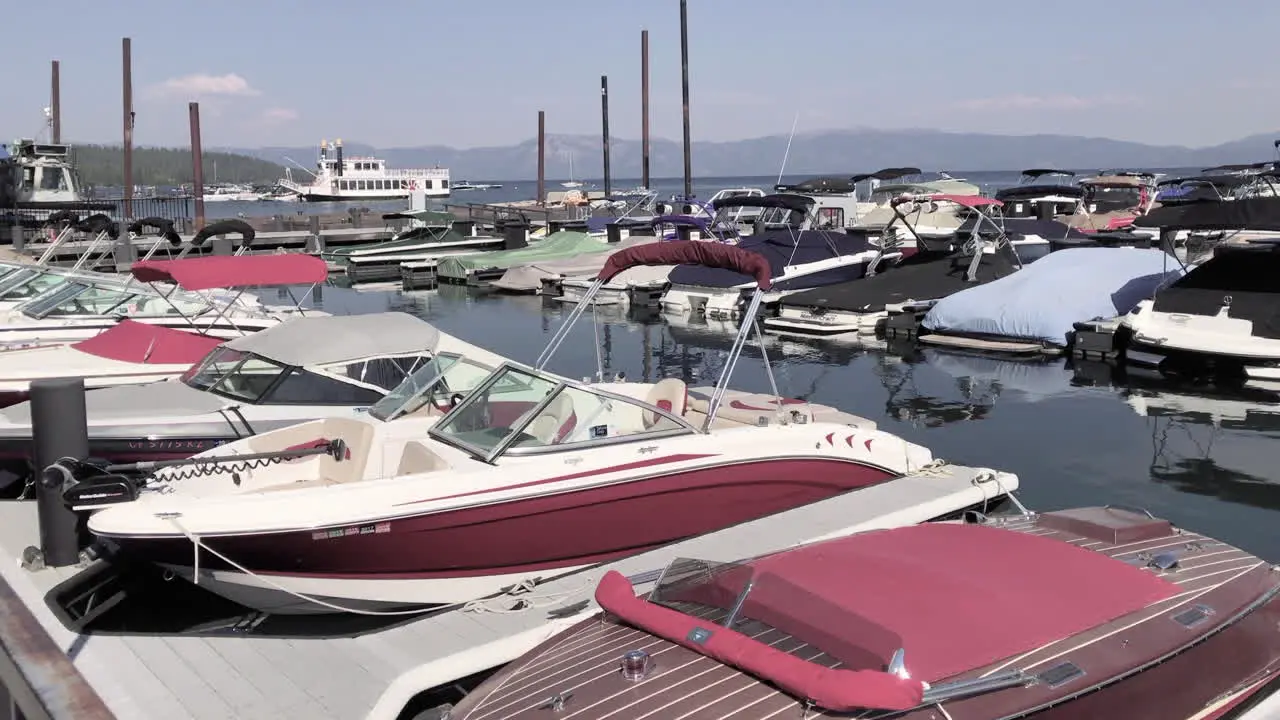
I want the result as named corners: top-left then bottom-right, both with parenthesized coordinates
top-left (130, 254), bottom-right (329, 291)
top-left (71, 319), bottom-right (224, 365)
top-left (222, 312), bottom-right (440, 367)
top-left (1020, 168), bottom-right (1075, 179)
top-left (995, 185), bottom-right (1087, 202)
top-left (774, 177), bottom-right (856, 194)
top-left (598, 241), bottom-right (773, 289)
top-left (710, 193), bottom-right (813, 214)
top-left (1134, 196), bottom-right (1280, 231)
top-left (596, 521), bottom-right (1179, 712)
top-left (850, 167), bottom-right (923, 184)
top-left (891, 193), bottom-right (1003, 209)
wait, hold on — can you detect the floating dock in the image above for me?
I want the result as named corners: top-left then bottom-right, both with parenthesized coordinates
top-left (0, 464), bottom-right (1013, 720)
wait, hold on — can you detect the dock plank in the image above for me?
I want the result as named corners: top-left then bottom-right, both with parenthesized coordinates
top-left (0, 464), bottom-right (1014, 719)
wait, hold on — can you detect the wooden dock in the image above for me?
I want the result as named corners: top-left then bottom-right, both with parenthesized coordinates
top-left (0, 464), bottom-right (1014, 720)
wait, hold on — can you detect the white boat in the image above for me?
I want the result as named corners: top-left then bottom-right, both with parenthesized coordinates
top-left (0, 312), bottom-right (509, 487)
top-left (277, 138), bottom-right (450, 201)
top-left (0, 253), bottom-right (329, 407)
top-left (1120, 198), bottom-right (1280, 384)
top-left (66, 242), bottom-right (1008, 615)
top-left (201, 184), bottom-right (262, 202)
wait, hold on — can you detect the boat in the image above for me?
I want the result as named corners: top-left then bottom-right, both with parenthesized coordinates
top-left (0, 253), bottom-right (328, 407)
top-left (448, 504), bottom-right (1280, 719)
top-left (276, 139), bottom-right (450, 201)
top-left (846, 169), bottom-right (982, 238)
top-left (0, 138), bottom-right (115, 224)
top-left (1119, 197), bottom-right (1280, 385)
top-left (0, 312), bottom-right (508, 492)
top-left (561, 152), bottom-right (583, 189)
top-left (452, 181), bottom-right (503, 191)
top-left (763, 194), bottom-right (1026, 336)
top-left (435, 230), bottom-right (608, 285)
top-left (322, 209), bottom-right (510, 283)
top-left (66, 242), bottom-right (997, 615)
top-left (490, 234), bottom-right (659, 294)
top-left (1077, 169), bottom-right (1159, 233)
top-left (202, 184), bottom-right (262, 202)
top-left (661, 196), bottom-right (895, 319)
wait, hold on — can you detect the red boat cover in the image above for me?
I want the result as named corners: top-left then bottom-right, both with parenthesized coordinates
top-left (131, 254), bottom-right (328, 290)
top-left (71, 320), bottom-right (224, 365)
top-left (597, 241), bottom-right (773, 289)
top-left (595, 570), bottom-right (925, 712)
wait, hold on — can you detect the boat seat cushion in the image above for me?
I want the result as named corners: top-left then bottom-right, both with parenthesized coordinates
top-left (643, 378), bottom-right (688, 428)
top-left (524, 393), bottom-right (575, 444)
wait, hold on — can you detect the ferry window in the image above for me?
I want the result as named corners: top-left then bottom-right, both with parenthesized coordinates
top-left (21, 168), bottom-right (34, 189)
top-left (266, 368), bottom-right (384, 405)
top-left (39, 168), bottom-right (68, 191)
top-left (441, 180), bottom-right (450, 189)
top-left (358, 180), bottom-right (367, 191)
top-left (377, 180), bottom-right (385, 190)
top-left (425, 180), bottom-right (434, 190)
top-left (817, 207), bottom-right (844, 229)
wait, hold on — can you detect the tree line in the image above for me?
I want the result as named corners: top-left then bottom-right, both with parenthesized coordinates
top-left (69, 145), bottom-right (287, 187)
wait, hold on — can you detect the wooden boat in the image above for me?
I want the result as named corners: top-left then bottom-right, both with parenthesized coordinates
top-left (447, 506), bottom-right (1280, 719)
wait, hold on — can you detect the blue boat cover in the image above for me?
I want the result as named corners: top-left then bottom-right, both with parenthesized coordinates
top-left (923, 247), bottom-right (1183, 346)
top-left (667, 231), bottom-right (873, 288)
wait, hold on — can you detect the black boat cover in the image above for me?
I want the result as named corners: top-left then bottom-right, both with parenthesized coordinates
top-left (850, 167), bottom-right (923, 184)
top-left (1021, 169), bottom-right (1075, 178)
top-left (775, 177), bottom-right (856, 194)
top-left (667, 231), bottom-right (873, 288)
top-left (995, 185), bottom-right (1087, 202)
top-left (711, 194), bottom-right (812, 213)
top-left (777, 249), bottom-right (1020, 313)
top-left (1151, 247), bottom-right (1280, 339)
top-left (1134, 197), bottom-right (1280, 231)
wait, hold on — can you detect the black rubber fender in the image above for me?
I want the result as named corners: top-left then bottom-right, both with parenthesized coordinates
top-left (45, 210), bottom-right (79, 227)
top-left (127, 216), bottom-right (182, 247)
top-left (74, 213), bottom-right (120, 240)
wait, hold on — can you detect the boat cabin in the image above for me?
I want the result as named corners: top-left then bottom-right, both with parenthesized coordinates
top-left (0, 139), bottom-right (83, 207)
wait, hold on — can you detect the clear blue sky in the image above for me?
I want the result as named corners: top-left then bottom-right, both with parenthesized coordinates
top-left (5, 0), bottom-right (1278, 149)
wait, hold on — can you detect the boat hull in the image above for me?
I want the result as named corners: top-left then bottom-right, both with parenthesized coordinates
top-left (105, 457), bottom-right (900, 614)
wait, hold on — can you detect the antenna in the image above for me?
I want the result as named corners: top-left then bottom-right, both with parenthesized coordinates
top-left (775, 112), bottom-right (800, 188)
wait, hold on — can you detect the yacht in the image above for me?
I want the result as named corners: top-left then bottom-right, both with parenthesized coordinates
top-left (202, 183), bottom-right (262, 202)
top-left (0, 138), bottom-right (112, 221)
top-left (277, 139), bottom-right (450, 201)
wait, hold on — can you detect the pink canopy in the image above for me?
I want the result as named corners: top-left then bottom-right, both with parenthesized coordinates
top-left (597, 241), bottom-right (773, 289)
top-left (131, 255), bottom-right (328, 291)
top-left (891, 193), bottom-right (1003, 209)
top-left (71, 320), bottom-right (224, 365)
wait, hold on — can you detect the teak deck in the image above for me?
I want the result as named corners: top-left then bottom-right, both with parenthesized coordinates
top-left (0, 465), bottom-right (1013, 720)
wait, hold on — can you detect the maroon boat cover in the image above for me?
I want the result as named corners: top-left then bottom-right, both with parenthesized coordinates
top-left (131, 255), bottom-right (329, 290)
top-left (597, 241), bottom-right (773, 289)
top-left (595, 570), bottom-right (925, 711)
top-left (71, 319), bottom-right (225, 365)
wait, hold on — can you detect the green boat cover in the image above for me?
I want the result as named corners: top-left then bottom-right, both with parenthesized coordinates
top-left (436, 231), bottom-right (606, 280)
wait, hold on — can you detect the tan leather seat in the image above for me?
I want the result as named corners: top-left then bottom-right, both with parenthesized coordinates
top-left (525, 393), bottom-right (575, 444)
top-left (643, 378), bottom-right (688, 428)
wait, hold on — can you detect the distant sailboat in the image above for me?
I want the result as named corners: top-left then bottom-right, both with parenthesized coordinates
top-left (561, 152), bottom-right (583, 188)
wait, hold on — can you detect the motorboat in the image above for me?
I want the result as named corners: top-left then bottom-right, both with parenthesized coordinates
top-left (68, 242), bottom-right (1002, 615)
top-left (448, 505), bottom-right (1280, 719)
top-left (0, 253), bottom-right (328, 407)
top-left (1119, 197), bottom-right (1280, 385)
top-left (764, 195), bottom-right (1026, 336)
top-left (662, 197), bottom-right (894, 319)
top-left (0, 312), bottom-right (508, 492)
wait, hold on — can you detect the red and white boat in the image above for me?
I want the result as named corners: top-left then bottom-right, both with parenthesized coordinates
top-left (0, 254), bottom-right (328, 407)
top-left (70, 243), bottom-right (1009, 615)
top-left (449, 506), bottom-right (1280, 719)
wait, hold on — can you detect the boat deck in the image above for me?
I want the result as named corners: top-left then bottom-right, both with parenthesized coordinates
top-left (0, 464), bottom-right (1013, 720)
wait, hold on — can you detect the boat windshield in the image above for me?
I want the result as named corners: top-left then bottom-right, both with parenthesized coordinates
top-left (19, 282), bottom-right (211, 319)
top-left (180, 345), bottom-right (393, 405)
top-left (427, 363), bottom-right (694, 462)
top-left (180, 346), bottom-right (286, 403)
top-left (0, 269), bottom-right (73, 302)
top-left (367, 353), bottom-right (499, 421)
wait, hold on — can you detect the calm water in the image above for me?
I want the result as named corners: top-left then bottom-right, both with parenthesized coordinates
top-left (293, 282), bottom-right (1280, 565)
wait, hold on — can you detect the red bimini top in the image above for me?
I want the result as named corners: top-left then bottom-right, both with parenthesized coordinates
top-left (131, 254), bottom-right (328, 291)
top-left (71, 320), bottom-right (224, 365)
top-left (597, 241), bottom-right (773, 289)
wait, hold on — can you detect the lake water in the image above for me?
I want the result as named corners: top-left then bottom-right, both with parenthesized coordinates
top-left (298, 281), bottom-right (1280, 565)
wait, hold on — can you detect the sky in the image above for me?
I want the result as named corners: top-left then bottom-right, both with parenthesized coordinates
top-left (5, 0), bottom-right (1279, 150)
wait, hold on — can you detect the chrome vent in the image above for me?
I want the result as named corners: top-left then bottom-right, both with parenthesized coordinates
top-left (1038, 661), bottom-right (1085, 689)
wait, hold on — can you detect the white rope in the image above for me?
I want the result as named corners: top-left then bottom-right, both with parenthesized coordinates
top-left (461, 578), bottom-right (591, 615)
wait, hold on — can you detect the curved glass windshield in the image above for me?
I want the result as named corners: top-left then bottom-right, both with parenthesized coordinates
top-left (428, 364), bottom-right (694, 461)
top-left (22, 283), bottom-right (138, 318)
top-left (181, 347), bottom-right (277, 401)
top-left (368, 354), bottom-right (500, 422)
top-left (0, 270), bottom-right (71, 302)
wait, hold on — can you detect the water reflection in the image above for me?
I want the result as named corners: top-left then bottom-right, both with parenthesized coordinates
top-left (303, 285), bottom-right (1280, 560)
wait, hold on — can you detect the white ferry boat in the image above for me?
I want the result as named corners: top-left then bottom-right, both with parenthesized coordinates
top-left (277, 139), bottom-right (450, 202)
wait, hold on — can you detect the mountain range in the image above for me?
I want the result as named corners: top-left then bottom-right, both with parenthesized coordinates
top-left (217, 129), bottom-right (1280, 181)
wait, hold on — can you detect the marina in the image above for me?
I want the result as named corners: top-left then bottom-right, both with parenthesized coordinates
top-left (3, 2), bottom-right (1280, 719)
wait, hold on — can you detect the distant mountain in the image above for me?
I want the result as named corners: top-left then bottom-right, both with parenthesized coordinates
top-left (215, 129), bottom-right (1280, 181)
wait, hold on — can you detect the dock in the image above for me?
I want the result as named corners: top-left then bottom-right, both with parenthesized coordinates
top-left (0, 464), bottom-right (1013, 720)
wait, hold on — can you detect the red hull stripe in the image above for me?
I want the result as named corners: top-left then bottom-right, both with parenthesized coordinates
top-left (392, 452), bottom-right (720, 506)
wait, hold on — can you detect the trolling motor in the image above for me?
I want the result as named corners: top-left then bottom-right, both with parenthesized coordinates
top-left (60, 439), bottom-right (348, 509)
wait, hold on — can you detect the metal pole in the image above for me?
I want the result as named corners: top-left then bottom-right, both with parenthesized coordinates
top-left (122, 37), bottom-right (134, 219)
top-left (30, 378), bottom-right (89, 568)
top-left (641, 29), bottom-right (651, 190)
top-left (679, 0), bottom-right (693, 198)
top-left (189, 102), bottom-right (205, 231)
top-left (537, 110), bottom-right (546, 207)
top-left (50, 60), bottom-right (61, 144)
top-left (601, 76), bottom-right (611, 198)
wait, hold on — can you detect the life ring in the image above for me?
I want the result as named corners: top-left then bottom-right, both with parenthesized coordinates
top-left (408, 179), bottom-right (418, 191)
